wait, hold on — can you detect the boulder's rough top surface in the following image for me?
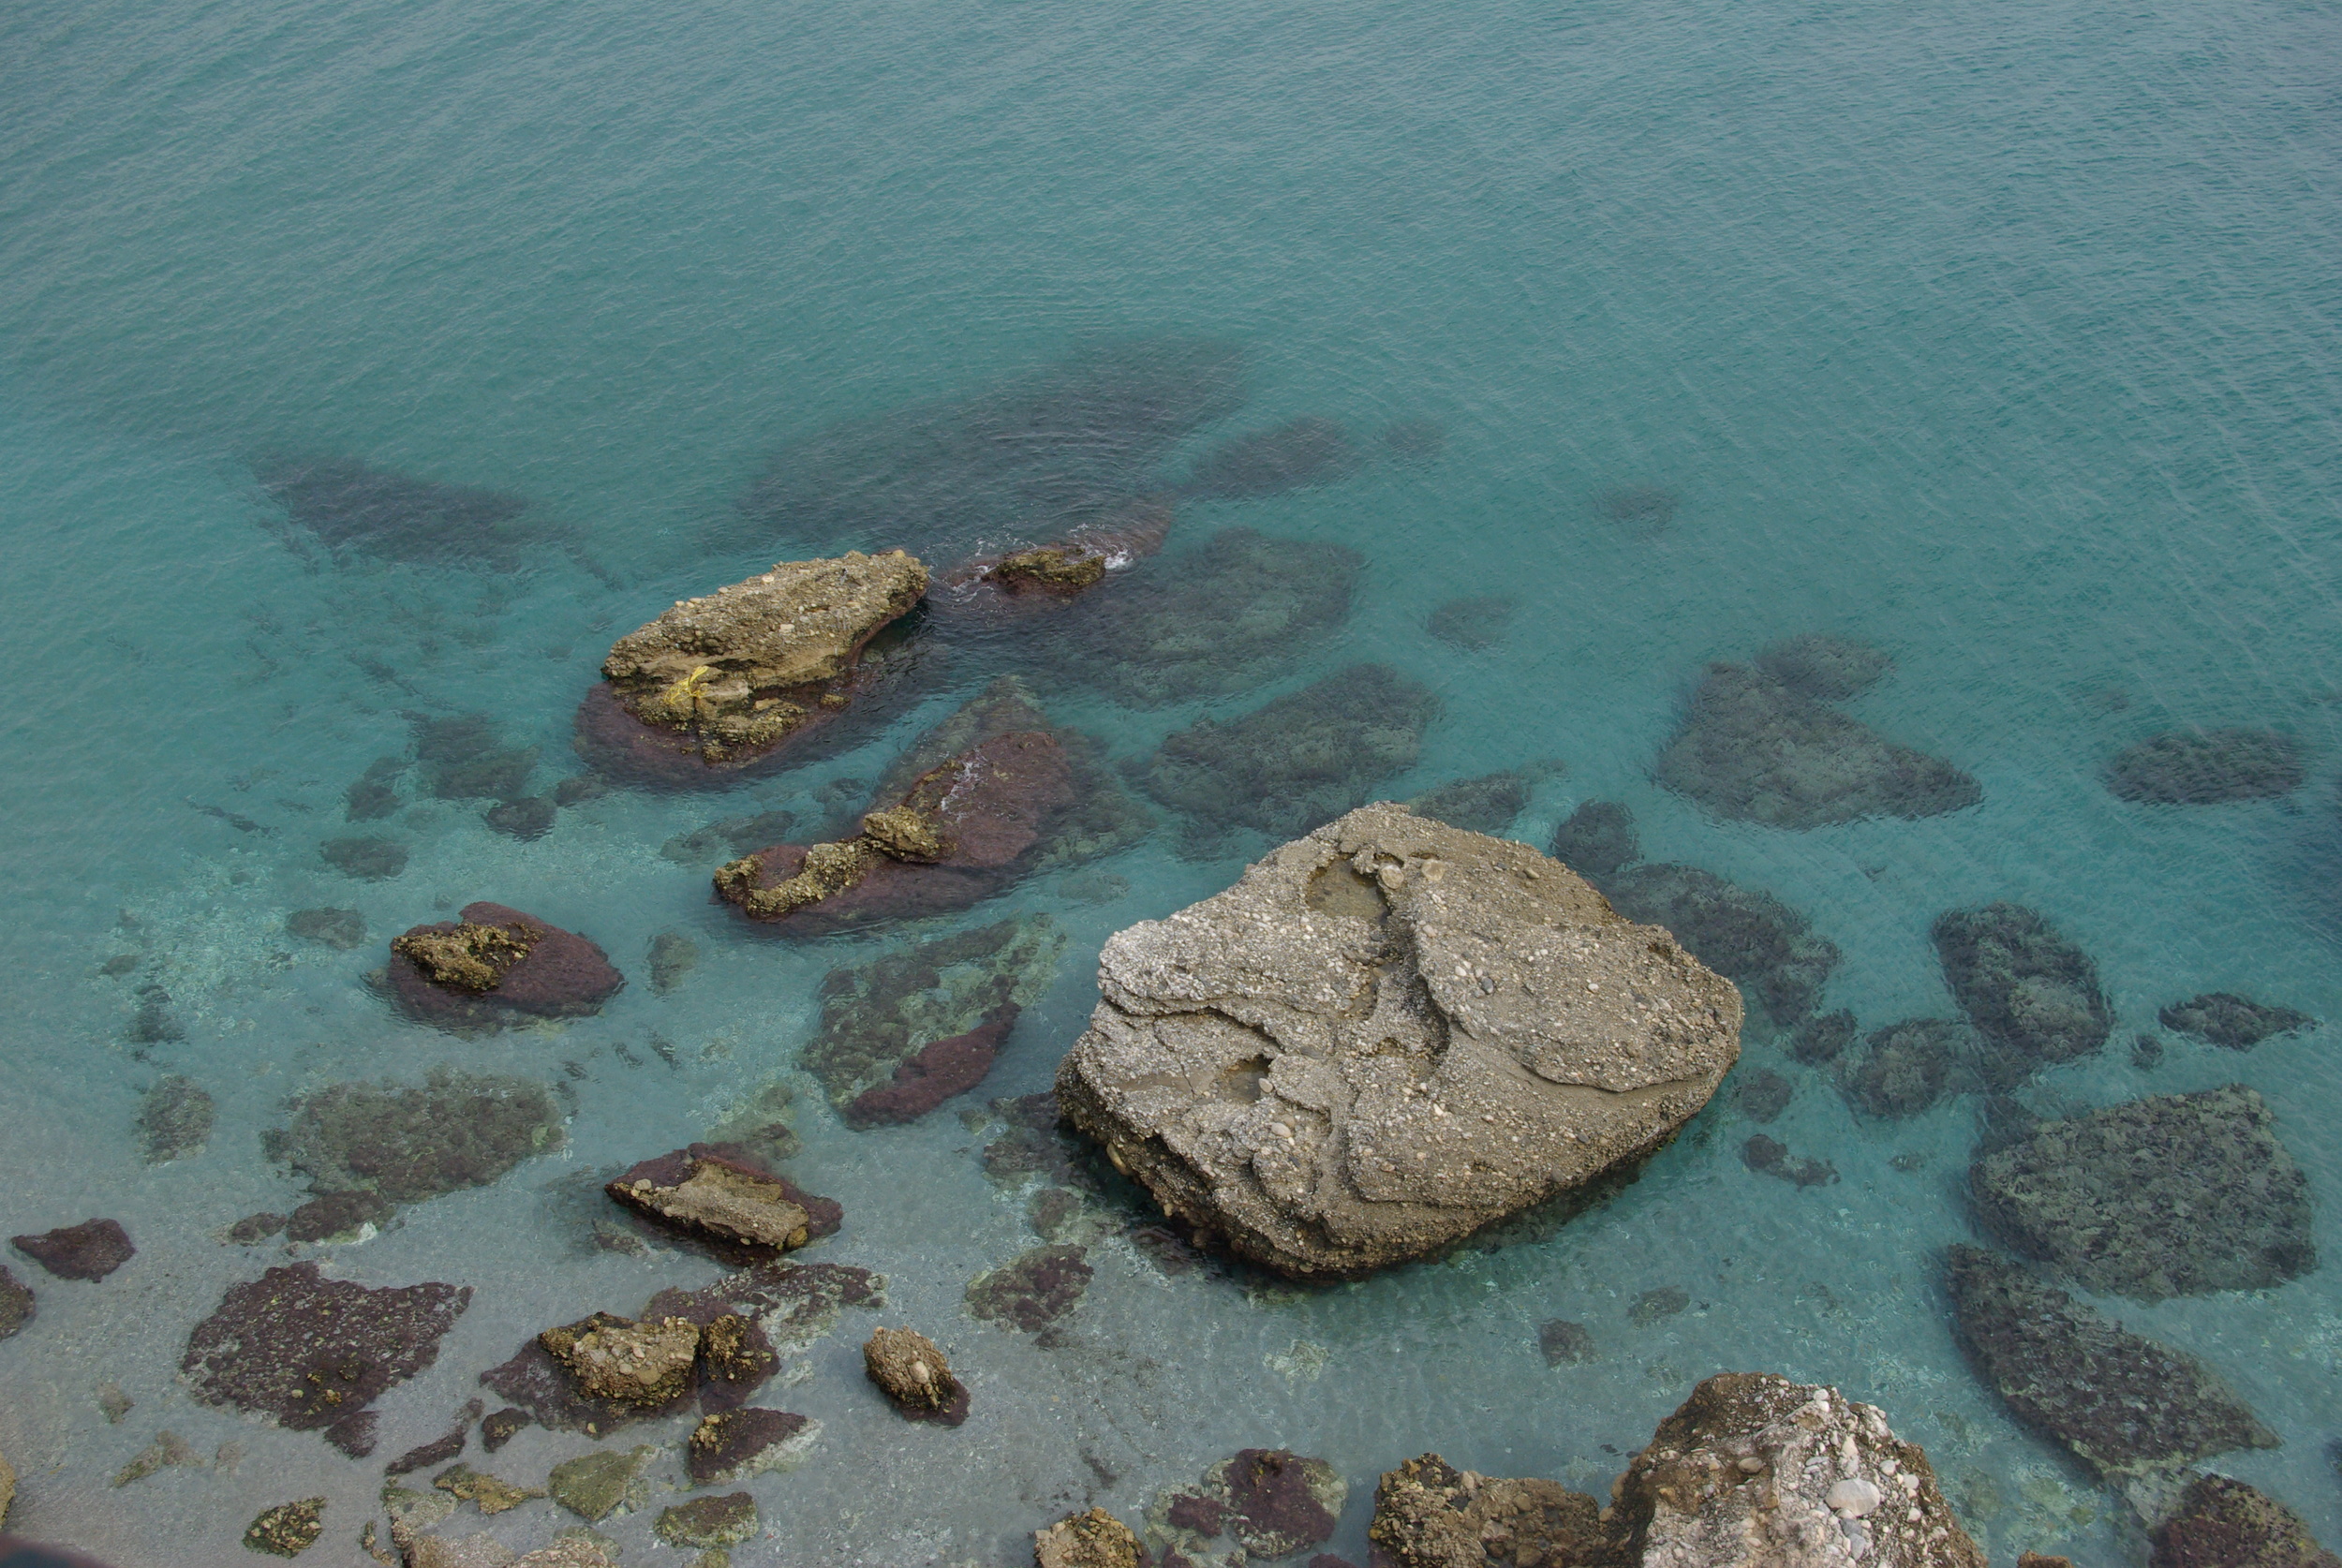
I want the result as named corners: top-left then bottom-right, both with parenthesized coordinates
top-left (1370, 1453), bottom-right (1613, 1568)
top-left (1944, 1246), bottom-right (2275, 1480)
top-left (580, 550), bottom-right (927, 781)
top-left (1055, 804), bottom-right (1742, 1278)
top-left (2149, 1473), bottom-right (2342, 1568)
top-left (1034, 1507), bottom-right (1147, 1568)
top-left (1969, 1086), bottom-right (2314, 1300)
top-left (388, 903), bottom-right (623, 1028)
top-left (863, 1325), bottom-right (969, 1425)
top-left (603, 1146), bottom-right (813, 1254)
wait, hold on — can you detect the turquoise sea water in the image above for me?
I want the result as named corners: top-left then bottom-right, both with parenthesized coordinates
top-left (4, 1), bottom-right (2341, 1562)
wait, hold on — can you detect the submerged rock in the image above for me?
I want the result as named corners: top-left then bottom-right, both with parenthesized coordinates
top-left (137, 1074), bottom-right (213, 1162)
top-left (1970, 1086), bottom-right (2314, 1300)
top-left (258, 456), bottom-right (537, 569)
top-left (2157, 992), bottom-right (2316, 1051)
top-left (483, 796), bottom-right (556, 841)
top-left (183, 1262), bottom-right (469, 1430)
top-left (1177, 416), bottom-right (1360, 499)
top-left (286, 907), bottom-right (366, 950)
top-left (285, 1189), bottom-right (394, 1243)
top-left (687, 1408), bottom-right (817, 1487)
top-left (1550, 799), bottom-right (1638, 879)
top-left (603, 1146), bottom-right (816, 1254)
top-left (1741, 1134), bottom-right (1837, 1188)
top-left (266, 1065), bottom-right (564, 1207)
top-left (1608, 1373), bottom-right (1985, 1568)
top-left (1141, 664), bottom-right (1440, 850)
top-left (244, 1497), bottom-right (327, 1557)
top-left (583, 550), bottom-right (928, 783)
top-left (715, 732), bottom-right (1075, 933)
top-left (935, 499), bottom-right (1175, 623)
top-left (388, 902), bottom-right (623, 1028)
top-left (660, 809), bottom-right (797, 865)
top-left (800, 915), bottom-right (1065, 1127)
top-left (1406, 772), bottom-right (1533, 836)
top-left (1655, 646), bottom-right (1979, 828)
top-left (2149, 1473), bottom-right (2342, 1568)
top-left (1539, 1320), bottom-right (1594, 1366)
top-left (647, 931), bottom-right (700, 994)
top-left (2106, 729), bottom-right (2304, 805)
top-left (1787, 1008), bottom-right (1858, 1065)
top-left (1035, 1508), bottom-right (1146, 1568)
top-left (1598, 863), bottom-right (1840, 1027)
top-left (1731, 1069), bottom-right (1792, 1122)
top-left (642, 1259), bottom-right (885, 1353)
top-left (1839, 1019), bottom-right (1966, 1118)
top-left (0, 1265), bottom-right (32, 1339)
top-left (1058, 526), bottom-right (1361, 707)
top-left (1056, 804), bottom-right (1742, 1278)
top-left (1369, 1453), bottom-right (1612, 1568)
top-left (413, 715), bottom-right (539, 804)
top-left (548, 1444), bottom-right (655, 1522)
top-left (655, 1493), bottom-right (758, 1549)
top-left (965, 1244), bottom-right (1091, 1333)
top-left (345, 757), bottom-right (404, 821)
top-left (321, 836), bottom-right (407, 880)
top-left (11, 1219), bottom-right (133, 1281)
top-left (1426, 595), bottom-right (1516, 652)
top-left (1597, 485), bottom-right (1680, 532)
top-left (1933, 902), bottom-right (2111, 1084)
top-left (1153, 1449), bottom-right (1345, 1563)
top-left (864, 1325), bottom-right (969, 1425)
top-left (1945, 1246), bottom-right (2275, 1480)
top-left (433, 1464), bottom-right (543, 1515)
top-left (1753, 633), bottom-right (1893, 701)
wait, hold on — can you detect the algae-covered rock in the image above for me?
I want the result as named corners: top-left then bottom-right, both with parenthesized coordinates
top-left (1550, 799), bottom-right (1638, 879)
top-left (1061, 526), bottom-right (1361, 707)
top-left (1406, 771), bottom-right (1533, 836)
top-left (1056, 804), bottom-right (1742, 1278)
top-left (801, 915), bottom-right (1065, 1126)
top-left (1598, 863), bottom-right (1839, 1027)
top-left (604, 1146), bottom-right (812, 1252)
top-left (1141, 664), bottom-right (1439, 848)
top-left (0, 1442), bottom-right (12, 1528)
top-left (1839, 1018), bottom-right (1966, 1118)
top-left (267, 1065), bottom-right (563, 1206)
top-left (388, 903), bottom-right (622, 1028)
top-left (1034, 1508), bottom-right (1145, 1568)
top-left (965, 1245), bottom-right (1091, 1333)
top-left (548, 1445), bottom-right (655, 1522)
top-left (2107, 729), bottom-right (2304, 805)
top-left (137, 1074), bottom-right (213, 1163)
top-left (434, 1464), bottom-right (542, 1515)
top-left (715, 732), bottom-right (1075, 932)
top-left (0, 1265), bottom-right (31, 1339)
top-left (1655, 646), bottom-right (1979, 828)
top-left (183, 1262), bottom-right (469, 1430)
top-left (1970, 1086), bottom-right (2314, 1299)
top-left (583, 550), bottom-right (926, 780)
top-left (539, 1313), bottom-right (701, 1406)
top-left (11, 1218), bottom-right (134, 1281)
top-left (1427, 594), bottom-right (1518, 652)
top-left (656, 1492), bottom-right (758, 1548)
top-left (1933, 902), bottom-right (2111, 1084)
top-left (1152, 1449), bottom-right (1345, 1563)
top-left (1369, 1454), bottom-right (1612, 1568)
top-left (1608, 1372), bottom-right (1984, 1568)
top-left (286, 907), bottom-right (366, 950)
top-left (2158, 992), bottom-right (2316, 1051)
top-left (2149, 1473), bottom-right (2342, 1568)
top-left (1945, 1246), bottom-right (2276, 1479)
top-left (864, 1325), bottom-right (969, 1424)
top-left (244, 1497), bottom-right (326, 1556)
top-left (687, 1408), bottom-right (818, 1487)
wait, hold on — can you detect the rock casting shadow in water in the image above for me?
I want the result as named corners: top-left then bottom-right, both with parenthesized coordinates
top-left (731, 337), bottom-right (1249, 562)
top-left (254, 454), bottom-right (615, 581)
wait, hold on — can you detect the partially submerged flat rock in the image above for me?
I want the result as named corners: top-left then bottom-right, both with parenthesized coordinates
top-left (2106, 729), bottom-right (2304, 805)
top-left (965, 1244), bottom-right (1091, 1333)
top-left (1933, 902), bottom-right (2111, 1084)
top-left (655, 1492), bottom-right (758, 1548)
top-left (388, 903), bottom-right (622, 1028)
top-left (2149, 1473), bottom-right (2342, 1568)
top-left (1034, 1508), bottom-right (1146, 1568)
top-left (582, 550), bottom-right (927, 781)
top-left (687, 1408), bottom-right (817, 1487)
top-left (1655, 646), bottom-right (1979, 828)
top-left (604, 1146), bottom-right (813, 1252)
top-left (1151, 1449), bottom-right (1344, 1562)
top-left (936, 500), bottom-right (1174, 623)
top-left (434, 1463), bottom-right (543, 1515)
top-left (1056, 804), bottom-right (1742, 1277)
top-left (1608, 1372), bottom-right (1985, 1568)
top-left (12, 1218), bottom-right (134, 1281)
top-left (801, 914), bottom-right (1065, 1127)
top-left (548, 1444), bottom-right (656, 1522)
top-left (183, 1263), bottom-right (469, 1430)
top-left (1598, 863), bottom-right (1839, 1027)
top-left (1369, 1454), bottom-right (1612, 1568)
top-left (538, 1313), bottom-right (701, 1406)
top-left (715, 732), bottom-right (1075, 932)
top-left (1141, 664), bottom-right (1440, 850)
top-left (1970, 1086), bottom-right (2314, 1299)
top-left (244, 1496), bottom-right (327, 1557)
top-left (1945, 1246), bottom-right (2276, 1480)
top-left (2158, 992), bottom-right (2316, 1051)
top-left (864, 1325), bottom-right (969, 1425)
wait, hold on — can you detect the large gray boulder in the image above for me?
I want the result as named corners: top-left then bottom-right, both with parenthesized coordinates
top-left (1054, 804), bottom-right (1742, 1277)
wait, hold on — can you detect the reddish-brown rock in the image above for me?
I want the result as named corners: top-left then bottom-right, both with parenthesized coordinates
top-left (11, 1219), bottom-right (134, 1281)
top-left (603, 1144), bottom-right (838, 1258)
top-left (845, 1006), bottom-right (1019, 1128)
top-left (388, 902), bottom-right (622, 1029)
top-left (933, 498), bottom-right (1173, 622)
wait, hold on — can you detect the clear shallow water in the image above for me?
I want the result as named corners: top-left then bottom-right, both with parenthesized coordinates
top-left (3, 0), bottom-right (2341, 1563)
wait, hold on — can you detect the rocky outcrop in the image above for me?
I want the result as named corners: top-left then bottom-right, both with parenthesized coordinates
top-left (936, 499), bottom-right (1175, 622)
top-left (389, 903), bottom-right (623, 1028)
top-left (1969, 1086), bottom-right (2314, 1299)
top-left (1932, 903), bottom-right (2111, 1085)
top-left (578, 550), bottom-right (928, 782)
top-left (2149, 1473), bottom-right (2342, 1568)
top-left (1945, 1246), bottom-right (2275, 1481)
top-left (2106, 730), bottom-right (2304, 805)
top-left (715, 732), bottom-right (1075, 933)
top-left (1655, 642), bottom-right (1979, 828)
top-left (11, 1219), bottom-right (134, 1281)
top-left (864, 1326), bottom-right (969, 1425)
top-left (1141, 664), bottom-right (1440, 851)
top-left (183, 1263), bottom-right (469, 1433)
top-left (1370, 1454), bottom-right (1615, 1568)
top-left (1035, 1509), bottom-right (1147, 1568)
top-left (1597, 863), bottom-right (1839, 1027)
top-left (2157, 992), bottom-right (2316, 1050)
top-left (602, 1146), bottom-right (816, 1254)
top-left (800, 915), bottom-right (1064, 1127)
top-left (1055, 805), bottom-right (1742, 1278)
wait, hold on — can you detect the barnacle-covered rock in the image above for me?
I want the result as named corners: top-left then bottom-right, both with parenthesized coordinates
top-left (863, 1325), bottom-right (969, 1425)
top-left (1369, 1454), bottom-right (1613, 1568)
top-left (1035, 1508), bottom-right (1146, 1568)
